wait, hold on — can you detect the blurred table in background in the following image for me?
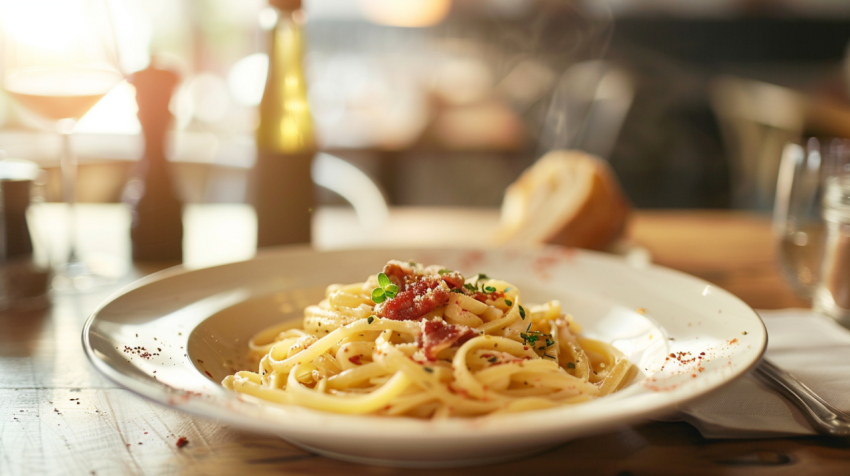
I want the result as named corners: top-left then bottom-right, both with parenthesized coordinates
top-left (30, 204), bottom-right (506, 272)
top-left (4, 206), bottom-right (835, 476)
top-left (40, 203), bottom-right (803, 309)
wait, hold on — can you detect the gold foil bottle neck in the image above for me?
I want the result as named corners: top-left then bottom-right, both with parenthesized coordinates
top-left (256, 3), bottom-right (315, 154)
top-left (268, 0), bottom-right (302, 12)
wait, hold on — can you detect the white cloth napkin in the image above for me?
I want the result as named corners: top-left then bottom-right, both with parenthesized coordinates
top-left (676, 309), bottom-right (850, 438)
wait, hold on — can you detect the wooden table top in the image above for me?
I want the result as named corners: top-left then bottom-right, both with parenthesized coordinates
top-left (4, 205), bottom-right (848, 476)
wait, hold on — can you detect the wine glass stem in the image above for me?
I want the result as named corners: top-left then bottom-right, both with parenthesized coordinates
top-left (60, 130), bottom-right (79, 265)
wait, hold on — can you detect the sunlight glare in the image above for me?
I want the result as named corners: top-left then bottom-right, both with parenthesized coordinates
top-left (228, 53), bottom-right (269, 107)
top-left (75, 81), bottom-right (141, 135)
top-left (0, 0), bottom-right (89, 52)
top-left (357, 0), bottom-right (451, 27)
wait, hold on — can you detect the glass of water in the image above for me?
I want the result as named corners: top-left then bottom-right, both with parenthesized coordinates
top-left (814, 172), bottom-right (850, 323)
top-left (774, 138), bottom-right (850, 322)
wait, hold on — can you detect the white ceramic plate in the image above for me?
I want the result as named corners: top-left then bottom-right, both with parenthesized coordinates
top-left (83, 247), bottom-right (766, 467)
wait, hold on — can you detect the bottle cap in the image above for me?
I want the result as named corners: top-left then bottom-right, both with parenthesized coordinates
top-left (269, 0), bottom-right (302, 11)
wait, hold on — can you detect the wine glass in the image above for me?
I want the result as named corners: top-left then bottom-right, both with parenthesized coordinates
top-left (0, 0), bottom-right (124, 291)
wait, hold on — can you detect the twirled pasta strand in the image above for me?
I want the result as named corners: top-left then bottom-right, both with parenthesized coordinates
top-left (222, 268), bottom-right (635, 418)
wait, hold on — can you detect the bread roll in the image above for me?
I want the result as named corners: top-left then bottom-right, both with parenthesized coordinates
top-left (495, 150), bottom-right (630, 251)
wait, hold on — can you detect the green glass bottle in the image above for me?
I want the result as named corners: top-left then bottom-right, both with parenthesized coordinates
top-left (254, 0), bottom-right (315, 248)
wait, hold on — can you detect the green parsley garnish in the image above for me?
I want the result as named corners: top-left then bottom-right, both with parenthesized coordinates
top-left (504, 287), bottom-right (513, 292)
top-left (423, 367), bottom-right (433, 373)
top-left (487, 356), bottom-right (498, 363)
top-left (451, 288), bottom-right (465, 294)
top-left (521, 332), bottom-right (540, 346)
top-left (518, 305), bottom-right (526, 320)
top-left (520, 323), bottom-right (552, 348)
top-left (367, 316), bottom-right (375, 324)
top-left (371, 273), bottom-right (399, 304)
top-left (545, 338), bottom-right (555, 347)
top-left (567, 362), bottom-right (576, 369)
top-left (462, 273), bottom-right (501, 295)
top-left (471, 273), bottom-right (488, 290)
top-left (438, 269), bottom-right (451, 275)
top-left (504, 299), bottom-right (513, 306)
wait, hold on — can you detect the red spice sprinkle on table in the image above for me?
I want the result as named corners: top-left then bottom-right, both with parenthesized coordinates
top-left (176, 437), bottom-right (188, 448)
top-left (122, 345), bottom-right (160, 359)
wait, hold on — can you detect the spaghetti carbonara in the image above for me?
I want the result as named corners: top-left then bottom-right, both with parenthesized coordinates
top-left (222, 260), bottom-right (635, 418)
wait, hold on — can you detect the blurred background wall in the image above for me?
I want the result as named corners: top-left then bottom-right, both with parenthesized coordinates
top-left (1, 0), bottom-right (849, 210)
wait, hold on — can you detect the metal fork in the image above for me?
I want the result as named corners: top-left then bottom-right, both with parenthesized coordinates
top-left (754, 359), bottom-right (850, 437)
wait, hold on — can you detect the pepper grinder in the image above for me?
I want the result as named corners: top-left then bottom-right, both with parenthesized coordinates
top-left (126, 64), bottom-right (183, 262)
top-left (0, 158), bottom-right (50, 310)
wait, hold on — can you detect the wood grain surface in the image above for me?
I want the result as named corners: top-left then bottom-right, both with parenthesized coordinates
top-left (1, 206), bottom-right (846, 476)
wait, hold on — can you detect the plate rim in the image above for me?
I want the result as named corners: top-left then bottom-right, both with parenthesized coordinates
top-left (82, 245), bottom-right (767, 440)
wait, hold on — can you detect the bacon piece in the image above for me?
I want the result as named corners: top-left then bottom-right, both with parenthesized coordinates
top-left (440, 271), bottom-right (466, 290)
top-left (376, 276), bottom-right (451, 321)
top-left (382, 260), bottom-right (416, 289)
top-left (418, 319), bottom-right (478, 361)
top-left (473, 290), bottom-right (504, 303)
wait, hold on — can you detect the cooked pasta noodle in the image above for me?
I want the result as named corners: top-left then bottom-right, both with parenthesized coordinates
top-left (222, 260), bottom-right (636, 418)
